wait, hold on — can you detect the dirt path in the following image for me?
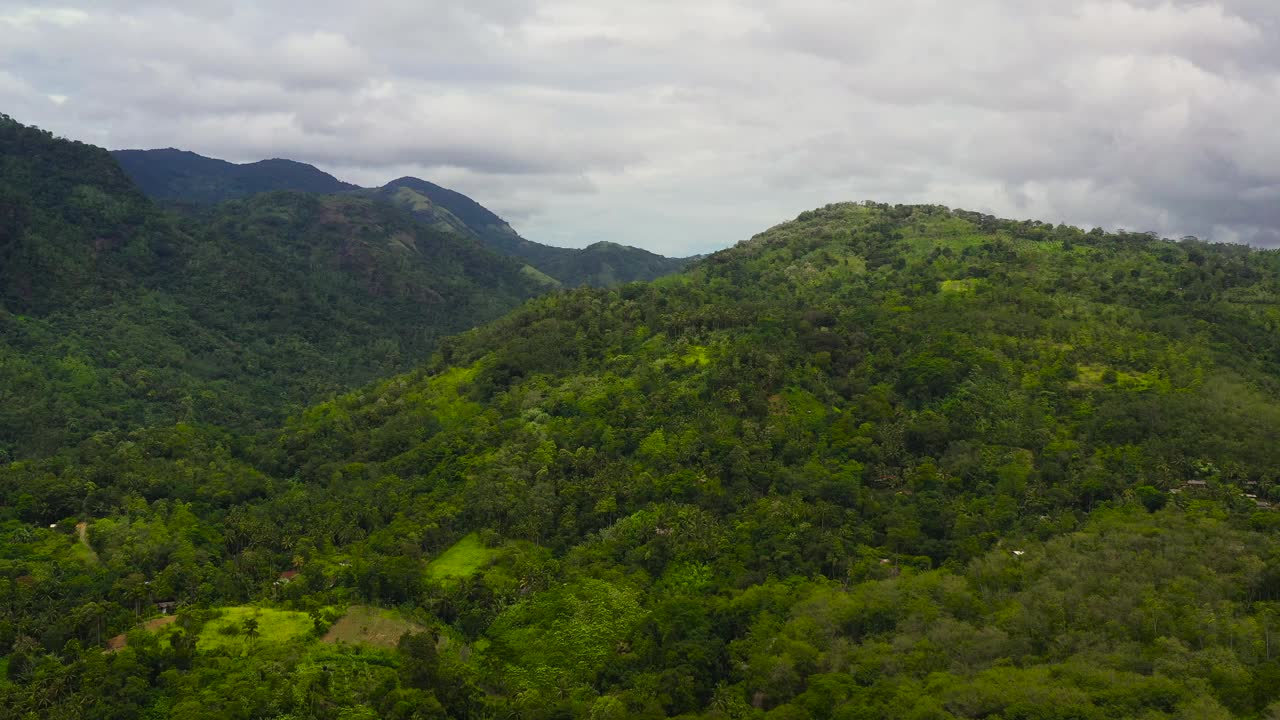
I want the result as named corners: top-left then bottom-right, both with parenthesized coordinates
top-left (76, 521), bottom-right (99, 562)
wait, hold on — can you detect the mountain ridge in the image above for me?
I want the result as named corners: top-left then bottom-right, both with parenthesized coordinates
top-left (113, 148), bottom-right (358, 204)
top-left (113, 148), bottom-right (693, 286)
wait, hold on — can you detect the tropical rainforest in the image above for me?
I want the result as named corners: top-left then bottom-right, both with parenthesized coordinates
top-left (2, 113), bottom-right (1280, 720)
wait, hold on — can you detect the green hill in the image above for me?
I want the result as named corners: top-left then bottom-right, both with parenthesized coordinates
top-left (110, 148), bottom-right (693, 287)
top-left (5, 196), bottom-right (1280, 718)
top-left (111, 148), bottom-right (356, 204)
top-left (0, 116), bottom-right (545, 458)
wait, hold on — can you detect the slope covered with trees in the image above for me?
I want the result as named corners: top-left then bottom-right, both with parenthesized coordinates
top-left (112, 149), bottom-right (357, 205)
top-left (4, 195), bottom-right (1280, 718)
top-left (375, 177), bottom-right (693, 287)
top-left (0, 116), bottom-right (546, 458)
top-left (112, 148), bottom-right (693, 288)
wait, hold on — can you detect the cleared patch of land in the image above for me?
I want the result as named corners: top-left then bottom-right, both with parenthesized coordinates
top-left (72, 521), bottom-right (98, 564)
top-left (1071, 364), bottom-right (1166, 392)
top-left (144, 615), bottom-right (178, 632)
top-left (322, 606), bottom-right (424, 648)
top-left (197, 606), bottom-right (312, 653)
top-left (106, 614), bottom-right (177, 651)
top-left (940, 278), bottom-right (980, 294)
top-left (426, 533), bottom-right (498, 580)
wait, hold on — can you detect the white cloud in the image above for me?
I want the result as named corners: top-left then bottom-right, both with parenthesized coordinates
top-left (0, 7), bottom-right (88, 27)
top-left (1064, 1), bottom-right (1261, 55)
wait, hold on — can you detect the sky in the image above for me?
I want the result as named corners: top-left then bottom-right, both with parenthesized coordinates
top-left (2, 1), bottom-right (1279, 255)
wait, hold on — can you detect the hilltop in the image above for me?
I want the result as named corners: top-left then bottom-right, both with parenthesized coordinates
top-left (112, 148), bottom-right (358, 204)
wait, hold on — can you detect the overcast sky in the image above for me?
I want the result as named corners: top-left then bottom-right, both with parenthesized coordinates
top-left (2, 1), bottom-right (1279, 254)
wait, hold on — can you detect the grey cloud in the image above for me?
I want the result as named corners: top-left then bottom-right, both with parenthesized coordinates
top-left (1, 0), bottom-right (1279, 251)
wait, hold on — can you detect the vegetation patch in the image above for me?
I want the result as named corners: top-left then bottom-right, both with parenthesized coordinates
top-left (520, 264), bottom-right (562, 288)
top-left (387, 231), bottom-right (418, 253)
top-left (106, 615), bottom-right (178, 652)
top-left (322, 606), bottom-right (424, 648)
top-left (426, 534), bottom-right (498, 580)
top-left (196, 607), bottom-right (313, 653)
top-left (1072, 364), bottom-right (1167, 392)
top-left (681, 345), bottom-right (712, 366)
top-left (390, 186), bottom-right (437, 214)
top-left (71, 521), bottom-right (97, 564)
top-left (486, 578), bottom-right (646, 690)
top-left (940, 278), bottom-right (980, 294)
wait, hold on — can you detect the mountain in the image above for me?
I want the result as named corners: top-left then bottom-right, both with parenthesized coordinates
top-left (375, 176), bottom-right (522, 251)
top-left (374, 176), bottom-right (694, 287)
top-left (6, 196), bottom-right (1280, 718)
top-left (112, 148), bottom-right (693, 287)
top-left (0, 116), bottom-right (545, 457)
top-left (112, 148), bottom-right (357, 204)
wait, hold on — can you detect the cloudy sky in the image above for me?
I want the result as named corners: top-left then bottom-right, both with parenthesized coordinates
top-left (2, 1), bottom-right (1279, 254)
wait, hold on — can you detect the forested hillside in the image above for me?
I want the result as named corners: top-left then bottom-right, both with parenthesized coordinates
top-left (4, 194), bottom-right (1280, 718)
top-left (0, 116), bottom-right (545, 458)
top-left (113, 148), bottom-right (693, 288)
top-left (112, 149), bottom-right (357, 205)
top-left (376, 177), bottom-right (693, 287)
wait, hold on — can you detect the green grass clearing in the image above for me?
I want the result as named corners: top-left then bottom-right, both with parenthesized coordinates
top-left (940, 278), bottom-right (980, 295)
top-left (426, 533), bottom-right (498, 580)
top-left (520, 264), bottom-right (562, 288)
top-left (197, 606), bottom-right (313, 654)
top-left (681, 345), bottom-right (711, 366)
top-left (391, 187), bottom-right (437, 213)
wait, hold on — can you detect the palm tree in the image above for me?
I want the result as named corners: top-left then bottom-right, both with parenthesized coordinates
top-left (243, 616), bottom-right (261, 651)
